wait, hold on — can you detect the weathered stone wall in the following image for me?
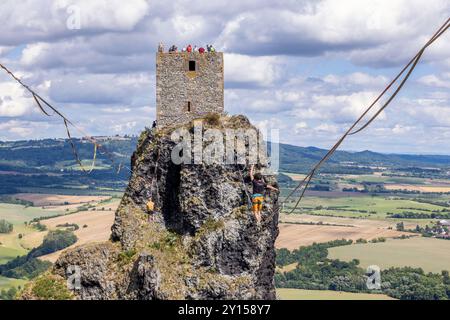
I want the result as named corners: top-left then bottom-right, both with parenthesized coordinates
top-left (156, 52), bottom-right (224, 127)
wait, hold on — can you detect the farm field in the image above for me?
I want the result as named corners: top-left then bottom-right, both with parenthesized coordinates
top-left (0, 195), bottom-right (120, 264)
top-left (275, 218), bottom-right (414, 250)
top-left (0, 203), bottom-right (64, 224)
top-left (280, 213), bottom-right (426, 229)
top-left (340, 174), bottom-right (424, 185)
top-left (13, 193), bottom-right (111, 207)
top-left (385, 184), bottom-right (450, 193)
top-left (0, 204), bottom-right (62, 263)
top-left (0, 246), bottom-right (26, 265)
top-left (277, 288), bottom-right (395, 300)
top-left (283, 195), bottom-right (445, 219)
top-left (16, 187), bottom-right (123, 197)
top-left (276, 262), bottom-right (297, 273)
top-left (0, 193), bottom-right (120, 297)
top-left (328, 237), bottom-right (450, 273)
top-left (0, 276), bottom-right (27, 294)
top-left (282, 172), bottom-right (307, 181)
top-left (37, 209), bottom-right (116, 262)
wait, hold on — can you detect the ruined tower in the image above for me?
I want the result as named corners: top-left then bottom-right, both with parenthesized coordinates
top-left (156, 51), bottom-right (224, 127)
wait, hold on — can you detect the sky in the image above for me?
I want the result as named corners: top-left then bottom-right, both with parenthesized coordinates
top-left (0, 0), bottom-right (449, 154)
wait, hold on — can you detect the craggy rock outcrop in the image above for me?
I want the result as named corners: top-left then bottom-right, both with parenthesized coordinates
top-left (24, 115), bottom-right (279, 300)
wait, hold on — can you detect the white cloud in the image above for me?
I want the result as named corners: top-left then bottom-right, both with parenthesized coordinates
top-left (323, 72), bottom-right (388, 87)
top-left (217, 0), bottom-right (449, 67)
top-left (0, 46), bottom-right (14, 56)
top-left (0, 0), bottom-right (150, 45)
top-left (20, 43), bottom-right (50, 66)
top-left (171, 15), bottom-right (207, 38)
top-left (112, 121), bottom-right (137, 132)
top-left (101, 107), bottom-right (131, 114)
top-left (417, 74), bottom-right (450, 89)
top-left (391, 124), bottom-right (413, 135)
top-left (225, 54), bottom-right (282, 87)
top-left (47, 73), bottom-right (151, 105)
top-left (0, 120), bottom-right (52, 139)
top-left (0, 82), bottom-right (33, 117)
top-left (314, 123), bottom-right (338, 133)
top-left (0, 0), bottom-right (449, 154)
top-left (294, 121), bottom-right (308, 134)
top-left (308, 91), bottom-right (385, 123)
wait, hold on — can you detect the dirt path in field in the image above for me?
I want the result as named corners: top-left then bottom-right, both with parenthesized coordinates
top-left (276, 214), bottom-right (415, 250)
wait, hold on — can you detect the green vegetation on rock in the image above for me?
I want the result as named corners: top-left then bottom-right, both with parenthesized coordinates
top-left (25, 274), bottom-right (73, 300)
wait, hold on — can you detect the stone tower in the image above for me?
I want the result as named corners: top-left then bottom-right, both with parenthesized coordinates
top-left (156, 51), bottom-right (224, 127)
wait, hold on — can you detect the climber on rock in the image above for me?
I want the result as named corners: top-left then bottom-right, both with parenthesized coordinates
top-left (250, 164), bottom-right (278, 223)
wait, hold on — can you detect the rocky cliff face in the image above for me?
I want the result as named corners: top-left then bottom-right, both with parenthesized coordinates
top-left (23, 115), bottom-right (279, 300)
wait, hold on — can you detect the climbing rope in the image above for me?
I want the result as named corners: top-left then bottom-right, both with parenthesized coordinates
top-left (281, 17), bottom-right (450, 214)
top-left (116, 162), bottom-right (123, 174)
top-left (0, 62), bottom-right (133, 176)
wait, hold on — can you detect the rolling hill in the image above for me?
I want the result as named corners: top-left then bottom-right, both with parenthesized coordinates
top-left (1, 135), bottom-right (450, 194)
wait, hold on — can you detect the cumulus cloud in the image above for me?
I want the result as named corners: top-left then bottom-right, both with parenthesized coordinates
top-left (294, 121), bottom-right (308, 134)
top-left (48, 73), bottom-right (152, 105)
top-left (417, 74), bottom-right (450, 89)
top-left (225, 54), bottom-right (282, 87)
top-left (217, 0), bottom-right (450, 65)
top-left (0, 0), bottom-right (150, 45)
top-left (0, 120), bottom-right (52, 140)
top-left (0, 82), bottom-right (34, 117)
top-left (323, 72), bottom-right (388, 88)
top-left (391, 124), bottom-right (414, 135)
top-left (0, 0), bottom-right (449, 154)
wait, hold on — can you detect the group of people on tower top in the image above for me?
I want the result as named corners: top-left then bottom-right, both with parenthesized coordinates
top-left (158, 42), bottom-right (215, 54)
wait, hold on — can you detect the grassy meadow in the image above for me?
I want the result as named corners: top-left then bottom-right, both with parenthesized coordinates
top-left (0, 195), bottom-right (120, 296)
top-left (277, 288), bottom-right (395, 300)
top-left (328, 237), bottom-right (450, 273)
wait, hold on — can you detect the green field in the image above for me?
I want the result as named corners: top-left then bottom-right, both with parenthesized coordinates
top-left (0, 246), bottom-right (25, 264)
top-left (277, 288), bottom-right (395, 300)
top-left (0, 276), bottom-right (28, 296)
top-left (284, 195), bottom-right (445, 219)
top-left (16, 187), bottom-right (124, 196)
top-left (329, 237), bottom-right (450, 273)
top-left (0, 203), bottom-right (61, 263)
top-left (341, 174), bottom-right (424, 185)
top-left (0, 203), bottom-right (64, 224)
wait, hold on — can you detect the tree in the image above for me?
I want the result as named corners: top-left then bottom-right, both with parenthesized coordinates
top-left (0, 219), bottom-right (13, 233)
top-left (0, 287), bottom-right (17, 300)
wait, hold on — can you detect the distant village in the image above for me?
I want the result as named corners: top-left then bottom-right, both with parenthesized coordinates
top-left (435, 219), bottom-right (450, 239)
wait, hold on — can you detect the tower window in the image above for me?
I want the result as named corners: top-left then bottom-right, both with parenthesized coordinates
top-left (187, 101), bottom-right (191, 112)
top-left (188, 60), bottom-right (196, 71)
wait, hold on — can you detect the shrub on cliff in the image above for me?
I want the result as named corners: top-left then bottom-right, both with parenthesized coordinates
top-left (21, 274), bottom-right (73, 300)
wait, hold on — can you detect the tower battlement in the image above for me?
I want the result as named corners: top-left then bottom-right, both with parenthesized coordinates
top-left (156, 52), bottom-right (224, 127)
